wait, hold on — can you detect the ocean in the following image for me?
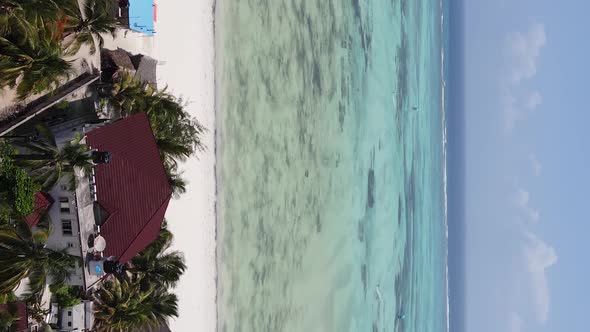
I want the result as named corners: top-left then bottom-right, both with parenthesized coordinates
top-left (215, 0), bottom-right (449, 331)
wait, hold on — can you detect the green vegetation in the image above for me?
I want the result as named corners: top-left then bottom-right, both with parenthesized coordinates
top-left (0, 0), bottom-right (118, 100)
top-left (0, 292), bottom-right (17, 304)
top-left (92, 278), bottom-right (178, 332)
top-left (0, 142), bottom-right (39, 220)
top-left (0, 221), bottom-right (77, 299)
top-left (0, 20), bottom-right (73, 100)
top-left (63, 0), bottom-right (118, 55)
top-left (11, 126), bottom-right (93, 190)
top-left (50, 284), bottom-right (81, 308)
top-left (127, 222), bottom-right (186, 290)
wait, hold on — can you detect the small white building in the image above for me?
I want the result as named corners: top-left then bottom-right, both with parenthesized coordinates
top-left (58, 301), bottom-right (94, 332)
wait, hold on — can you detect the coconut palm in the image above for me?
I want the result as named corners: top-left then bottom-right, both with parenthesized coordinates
top-left (63, 0), bottom-right (118, 55)
top-left (0, 0), bottom-right (75, 38)
top-left (0, 23), bottom-right (73, 100)
top-left (127, 224), bottom-right (186, 290)
top-left (0, 221), bottom-right (77, 299)
top-left (92, 278), bottom-right (178, 332)
top-left (11, 125), bottom-right (93, 190)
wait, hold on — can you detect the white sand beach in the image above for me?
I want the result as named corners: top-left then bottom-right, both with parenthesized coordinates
top-left (104, 2), bottom-right (217, 330)
top-left (152, 1), bottom-right (217, 331)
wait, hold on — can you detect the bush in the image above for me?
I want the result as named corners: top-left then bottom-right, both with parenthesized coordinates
top-left (50, 285), bottom-right (81, 308)
top-left (0, 292), bottom-right (17, 304)
top-left (0, 142), bottom-right (40, 216)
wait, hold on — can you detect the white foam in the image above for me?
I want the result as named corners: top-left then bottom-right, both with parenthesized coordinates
top-left (440, 0), bottom-right (450, 331)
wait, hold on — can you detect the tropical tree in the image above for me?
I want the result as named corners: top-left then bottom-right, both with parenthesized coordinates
top-left (63, 0), bottom-right (118, 55)
top-left (0, 221), bottom-right (77, 299)
top-left (92, 278), bottom-right (178, 332)
top-left (127, 223), bottom-right (186, 290)
top-left (11, 126), bottom-right (93, 190)
top-left (0, 0), bottom-right (75, 38)
top-left (0, 21), bottom-right (73, 100)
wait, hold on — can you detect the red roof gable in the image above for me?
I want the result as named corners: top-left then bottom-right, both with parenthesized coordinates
top-left (24, 192), bottom-right (54, 227)
top-left (86, 113), bottom-right (172, 263)
top-left (0, 302), bottom-right (28, 331)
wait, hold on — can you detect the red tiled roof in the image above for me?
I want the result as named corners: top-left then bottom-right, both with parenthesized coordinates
top-left (0, 302), bottom-right (28, 331)
top-left (24, 192), bottom-right (54, 227)
top-left (86, 113), bottom-right (172, 263)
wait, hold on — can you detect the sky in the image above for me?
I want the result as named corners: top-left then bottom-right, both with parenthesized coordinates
top-left (464, 1), bottom-right (590, 331)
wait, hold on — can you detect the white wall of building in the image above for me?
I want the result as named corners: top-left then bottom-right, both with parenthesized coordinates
top-left (45, 177), bottom-right (84, 287)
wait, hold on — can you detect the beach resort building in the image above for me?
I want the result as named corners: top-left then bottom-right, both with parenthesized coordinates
top-left (26, 113), bottom-right (173, 291)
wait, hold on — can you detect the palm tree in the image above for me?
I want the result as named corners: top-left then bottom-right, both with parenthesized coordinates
top-left (11, 126), bottom-right (93, 190)
top-left (127, 224), bottom-right (186, 290)
top-left (92, 278), bottom-right (178, 332)
top-left (63, 0), bottom-right (118, 55)
top-left (0, 221), bottom-right (77, 299)
top-left (0, 23), bottom-right (73, 100)
top-left (0, 0), bottom-right (76, 38)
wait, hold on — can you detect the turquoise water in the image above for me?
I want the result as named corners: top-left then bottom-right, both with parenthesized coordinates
top-left (215, 0), bottom-right (448, 331)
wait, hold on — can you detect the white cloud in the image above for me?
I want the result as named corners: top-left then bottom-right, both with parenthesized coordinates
top-left (507, 23), bottom-right (547, 84)
top-left (502, 24), bottom-right (546, 132)
top-left (529, 154), bottom-right (542, 176)
top-left (523, 232), bottom-right (557, 323)
top-left (514, 188), bottom-right (540, 224)
top-left (525, 91), bottom-right (543, 110)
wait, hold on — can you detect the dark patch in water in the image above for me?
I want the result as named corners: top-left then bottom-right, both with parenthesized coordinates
top-left (361, 264), bottom-right (367, 296)
top-left (315, 213), bottom-right (322, 233)
top-left (351, 0), bottom-right (361, 20)
top-left (305, 170), bottom-right (309, 177)
top-left (367, 168), bottom-right (375, 208)
top-left (338, 102), bottom-right (345, 131)
top-left (312, 61), bottom-right (322, 94)
top-left (395, 31), bottom-right (409, 142)
top-left (358, 219), bottom-right (364, 241)
top-left (398, 196), bottom-right (403, 226)
top-left (400, 0), bottom-right (408, 17)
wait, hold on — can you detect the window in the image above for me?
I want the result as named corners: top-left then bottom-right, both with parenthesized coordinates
top-left (68, 322), bottom-right (72, 327)
top-left (68, 311), bottom-right (72, 317)
top-left (60, 197), bottom-right (70, 213)
top-left (67, 242), bottom-right (75, 248)
top-left (62, 219), bottom-right (73, 236)
top-left (60, 184), bottom-right (68, 191)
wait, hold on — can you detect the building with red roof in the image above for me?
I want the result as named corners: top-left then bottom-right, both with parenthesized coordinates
top-left (24, 192), bottom-right (54, 227)
top-left (42, 112), bottom-right (172, 290)
top-left (85, 112), bottom-right (172, 263)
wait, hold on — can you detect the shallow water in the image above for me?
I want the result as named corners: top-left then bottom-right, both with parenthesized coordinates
top-left (215, 0), bottom-right (448, 331)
